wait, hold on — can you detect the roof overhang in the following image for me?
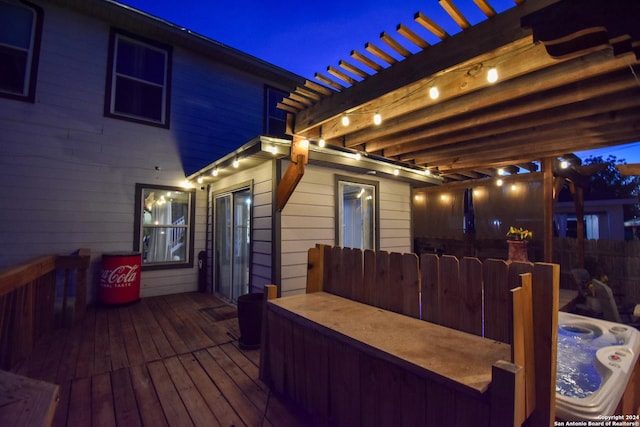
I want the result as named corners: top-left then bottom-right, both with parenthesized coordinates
top-left (187, 136), bottom-right (443, 186)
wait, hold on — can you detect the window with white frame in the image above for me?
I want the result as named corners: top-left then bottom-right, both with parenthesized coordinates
top-left (336, 176), bottom-right (379, 250)
top-left (105, 31), bottom-right (171, 127)
top-left (134, 184), bottom-right (195, 270)
top-left (0, 0), bottom-right (41, 101)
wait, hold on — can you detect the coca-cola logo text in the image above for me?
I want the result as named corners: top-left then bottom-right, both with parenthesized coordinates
top-left (101, 264), bottom-right (139, 288)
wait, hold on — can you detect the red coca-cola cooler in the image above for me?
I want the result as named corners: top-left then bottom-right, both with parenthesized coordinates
top-left (100, 252), bottom-right (141, 305)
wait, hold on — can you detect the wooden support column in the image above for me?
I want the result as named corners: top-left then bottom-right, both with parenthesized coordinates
top-left (542, 158), bottom-right (554, 263)
top-left (568, 181), bottom-right (585, 268)
top-left (276, 137), bottom-right (309, 212)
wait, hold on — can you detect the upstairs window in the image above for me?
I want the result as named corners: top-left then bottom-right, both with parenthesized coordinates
top-left (264, 86), bottom-right (288, 137)
top-left (0, 0), bottom-right (42, 101)
top-left (105, 31), bottom-right (171, 127)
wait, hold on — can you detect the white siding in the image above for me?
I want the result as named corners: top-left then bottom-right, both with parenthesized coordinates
top-left (207, 161), bottom-right (274, 296)
top-left (0, 2), bottom-right (295, 300)
top-left (280, 163), bottom-right (412, 297)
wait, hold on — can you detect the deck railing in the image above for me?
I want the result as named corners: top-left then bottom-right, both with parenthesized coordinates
top-left (0, 249), bottom-right (90, 370)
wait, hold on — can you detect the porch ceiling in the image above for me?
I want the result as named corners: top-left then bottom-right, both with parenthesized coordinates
top-left (281, 0), bottom-right (640, 185)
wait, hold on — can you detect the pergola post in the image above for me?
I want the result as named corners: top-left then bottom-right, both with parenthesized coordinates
top-left (542, 158), bottom-right (554, 263)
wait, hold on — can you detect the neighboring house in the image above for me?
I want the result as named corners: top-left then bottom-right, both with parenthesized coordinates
top-left (554, 198), bottom-right (638, 240)
top-left (0, 0), bottom-right (303, 299)
top-left (187, 136), bottom-right (439, 300)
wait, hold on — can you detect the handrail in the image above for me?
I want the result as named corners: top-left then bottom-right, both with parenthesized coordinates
top-left (0, 249), bottom-right (91, 370)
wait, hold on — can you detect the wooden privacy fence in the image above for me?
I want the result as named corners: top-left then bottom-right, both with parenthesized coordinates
top-left (262, 244), bottom-right (560, 427)
top-left (308, 244), bottom-right (557, 345)
top-left (0, 249), bottom-right (90, 370)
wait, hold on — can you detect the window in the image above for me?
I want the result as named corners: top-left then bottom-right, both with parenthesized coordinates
top-left (105, 30), bottom-right (171, 127)
top-left (264, 86), bottom-right (288, 136)
top-left (0, 0), bottom-right (42, 101)
top-left (134, 184), bottom-right (195, 269)
top-left (336, 176), bottom-right (379, 250)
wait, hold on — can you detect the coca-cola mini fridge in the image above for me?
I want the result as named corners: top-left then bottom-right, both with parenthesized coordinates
top-left (100, 252), bottom-right (141, 305)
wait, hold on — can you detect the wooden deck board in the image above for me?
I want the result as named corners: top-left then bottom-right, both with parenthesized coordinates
top-left (15, 292), bottom-right (311, 427)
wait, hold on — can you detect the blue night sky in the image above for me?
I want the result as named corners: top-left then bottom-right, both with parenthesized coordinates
top-left (116, 0), bottom-right (640, 163)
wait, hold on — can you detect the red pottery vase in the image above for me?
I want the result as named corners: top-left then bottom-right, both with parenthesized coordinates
top-left (507, 240), bottom-right (529, 263)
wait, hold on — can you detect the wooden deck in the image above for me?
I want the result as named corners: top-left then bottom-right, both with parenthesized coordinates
top-left (13, 292), bottom-right (312, 427)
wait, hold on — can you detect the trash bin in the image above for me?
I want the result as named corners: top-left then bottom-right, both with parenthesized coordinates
top-left (237, 292), bottom-right (264, 349)
top-left (100, 252), bottom-right (141, 305)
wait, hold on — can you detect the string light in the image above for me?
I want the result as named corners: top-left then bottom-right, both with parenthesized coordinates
top-left (393, 169), bottom-right (400, 176)
top-left (354, 152), bottom-right (361, 161)
top-left (300, 139), bottom-right (309, 149)
top-left (197, 176), bottom-right (203, 184)
top-left (429, 86), bottom-right (439, 100)
top-left (496, 178), bottom-right (503, 186)
top-left (373, 112), bottom-right (382, 125)
top-left (560, 160), bottom-right (569, 169)
top-left (341, 114), bottom-right (350, 126)
top-left (487, 67), bottom-right (498, 83)
top-left (318, 138), bottom-right (326, 148)
top-left (212, 167), bottom-right (218, 176)
top-left (233, 158), bottom-right (239, 168)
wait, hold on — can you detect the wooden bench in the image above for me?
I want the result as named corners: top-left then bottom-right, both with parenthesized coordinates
top-left (260, 244), bottom-right (561, 427)
top-left (0, 370), bottom-right (59, 427)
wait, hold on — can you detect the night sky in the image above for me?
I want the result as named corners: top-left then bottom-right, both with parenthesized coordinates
top-left (116, 0), bottom-right (640, 162)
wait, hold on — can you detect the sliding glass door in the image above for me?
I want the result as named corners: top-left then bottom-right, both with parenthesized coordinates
top-left (214, 187), bottom-right (251, 302)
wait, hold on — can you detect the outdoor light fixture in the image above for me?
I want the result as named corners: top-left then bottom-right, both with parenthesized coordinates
top-left (487, 67), bottom-right (498, 83)
top-left (341, 114), bottom-right (350, 126)
top-left (212, 167), bottom-right (218, 176)
top-left (373, 112), bottom-right (382, 125)
top-left (429, 86), bottom-right (439, 100)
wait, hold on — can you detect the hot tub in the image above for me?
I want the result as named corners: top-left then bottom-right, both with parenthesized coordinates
top-left (556, 312), bottom-right (640, 420)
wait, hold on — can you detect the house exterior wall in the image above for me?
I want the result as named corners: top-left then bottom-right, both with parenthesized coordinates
top-left (280, 162), bottom-right (413, 297)
top-left (0, 1), bottom-right (298, 300)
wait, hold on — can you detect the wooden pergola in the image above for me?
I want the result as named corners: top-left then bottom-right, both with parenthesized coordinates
top-left (278, 0), bottom-right (640, 263)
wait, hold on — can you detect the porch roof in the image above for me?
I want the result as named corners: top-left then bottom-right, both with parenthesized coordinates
top-left (280, 0), bottom-right (640, 185)
top-left (187, 135), bottom-right (443, 186)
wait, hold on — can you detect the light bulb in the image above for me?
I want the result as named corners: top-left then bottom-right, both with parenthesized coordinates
top-left (300, 139), bottom-right (309, 149)
top-left (197, 176), bottom-right (203, 184)
top-left (429, 86), bottom-right (439, 100)
top-left (354, 152), bottom-right (361, 161)
top-left (212, 168), bottom-right (218, 176)
top-left (394, 169), bottom-right (400, 176)
top-left (497, 178), bottom-right (503, 186)
top-left (373, 113), bottom-right (382, 125)
top-left (560, 160), bottom-right (569, 169)
top-left (487, 67), bottom-right (498, 83)
top-left (233, 158), bottom-right (239, 168)
top-left (318, 138), bottom-right (326, 148)
top-left (425, 169), bottom-right (431, 175)
top-left (341, 115), bottom-right (350, 126)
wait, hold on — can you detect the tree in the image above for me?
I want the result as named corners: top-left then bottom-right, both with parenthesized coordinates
top-left (582, 155), bottom-right (640, 219)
